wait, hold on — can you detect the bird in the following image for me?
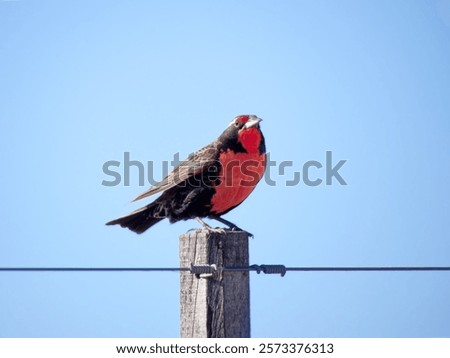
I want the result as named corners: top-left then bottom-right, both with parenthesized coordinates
top-left (106, 114), bottom-right (266, 234)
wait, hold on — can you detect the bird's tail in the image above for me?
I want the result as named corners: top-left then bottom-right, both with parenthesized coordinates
top-left (106, 203), bottom-right (164, 234)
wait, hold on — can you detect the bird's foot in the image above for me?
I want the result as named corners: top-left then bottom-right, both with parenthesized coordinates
top-left (241, 229), bottom-right (254, 238)
top-left (211, 216), bottom-right (254, 238)
top-left (194, 217), bottom-right (230, 235)
top-left (205, 226), bottom-right (227, 235)
top-left (186, 227), bottom-right (226, 235)
top-left (194, 217), bottom-right (253, 237)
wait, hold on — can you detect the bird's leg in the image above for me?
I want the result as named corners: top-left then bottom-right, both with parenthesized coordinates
top-left (211, 216), bottom-right (253, 237)
top-left (195, 217), bottom-right (226, 234)
top-left (212, 216), bottom-right (241, 230)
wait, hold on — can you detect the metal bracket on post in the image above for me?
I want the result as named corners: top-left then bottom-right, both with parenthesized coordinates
top-left (251, 264), bottom-right (287, 277)
top-left (190, 263), bottom-right (217, 278)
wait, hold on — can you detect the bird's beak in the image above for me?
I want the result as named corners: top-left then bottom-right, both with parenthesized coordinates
top-left (244, 116), bottom-right (262, 129)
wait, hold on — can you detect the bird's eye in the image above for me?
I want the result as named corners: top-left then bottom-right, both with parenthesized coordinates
top-left (234, 121), bottom-right (240, 127)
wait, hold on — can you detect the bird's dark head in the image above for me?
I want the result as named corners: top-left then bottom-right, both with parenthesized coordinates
top-left (219, 115), bottom-right (266, 154)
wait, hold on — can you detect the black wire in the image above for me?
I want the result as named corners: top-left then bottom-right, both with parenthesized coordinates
top-left (0, 266), bottom-right (449, 272)
top-left (286, 267), bottom-right (450, 272)
top-left (0, 267), bottom-right (187, 272)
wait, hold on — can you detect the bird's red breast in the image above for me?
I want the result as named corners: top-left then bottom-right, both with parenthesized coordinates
top-left (210, 125), bottom-right (266, 215)
top-left (238, 127), bottom-right (263, 154)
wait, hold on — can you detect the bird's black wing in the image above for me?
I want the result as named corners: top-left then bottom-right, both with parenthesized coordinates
top-left (132, 144), bottom-right (218, 202)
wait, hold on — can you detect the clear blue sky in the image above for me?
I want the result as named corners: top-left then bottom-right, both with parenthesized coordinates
top-left (1, 0), bottom-right (450, 338)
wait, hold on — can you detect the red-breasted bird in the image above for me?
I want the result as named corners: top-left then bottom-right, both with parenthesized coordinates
top-left (106, 115), bottom-right (266, 234)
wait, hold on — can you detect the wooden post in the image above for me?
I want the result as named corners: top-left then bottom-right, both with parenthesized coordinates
top-left (179, 230), bottom-right (250, 338)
